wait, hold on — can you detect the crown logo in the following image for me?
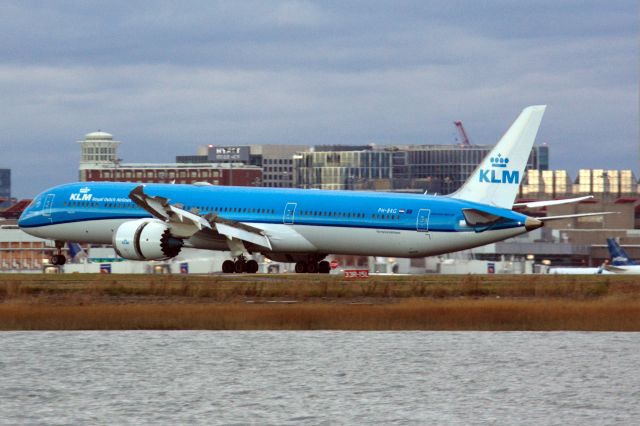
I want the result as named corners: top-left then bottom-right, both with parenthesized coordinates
top-left (490, 154), bottom-right (509, 168)
top-left (79, 187), bottom-right (91, 193)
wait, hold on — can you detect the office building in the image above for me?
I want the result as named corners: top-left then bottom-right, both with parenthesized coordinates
top-left (0, 169), bottom-right (10, 201)
top-left (79, 132), bottom-right (262, 186)
top-left (296, 144), bottom-right (549, 193)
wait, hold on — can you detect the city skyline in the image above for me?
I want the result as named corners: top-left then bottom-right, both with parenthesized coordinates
top-left (1, 1), bottom-right (637, 198)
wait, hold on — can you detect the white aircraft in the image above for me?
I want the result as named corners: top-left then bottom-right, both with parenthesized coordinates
top-left (602, 238), bottom-right (640, 274)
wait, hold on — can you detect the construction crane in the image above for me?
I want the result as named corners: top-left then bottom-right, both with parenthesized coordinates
top-left (453, 120), bottom-right (471, 146)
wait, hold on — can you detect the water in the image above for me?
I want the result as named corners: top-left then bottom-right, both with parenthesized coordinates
top-left (0, 332), bottom-right (638, 425)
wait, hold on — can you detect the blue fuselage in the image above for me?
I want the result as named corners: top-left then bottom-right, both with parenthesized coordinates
top-left (19, 182), bottom-right (531, 258)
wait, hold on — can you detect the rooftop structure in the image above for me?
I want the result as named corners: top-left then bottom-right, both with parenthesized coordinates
top-left (78, 132), bottom-right (262, 187)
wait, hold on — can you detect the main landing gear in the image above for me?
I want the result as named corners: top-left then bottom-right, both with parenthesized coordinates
top-left (295, 260), bottom-right (330, 274)
top-left (222, 256), bottom-right (259, 274)
top-left (50, 241), bottom-right (67, 266)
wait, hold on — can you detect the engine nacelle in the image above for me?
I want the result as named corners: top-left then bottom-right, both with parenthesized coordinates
top-left (113, 219), bottom-right (183, 261)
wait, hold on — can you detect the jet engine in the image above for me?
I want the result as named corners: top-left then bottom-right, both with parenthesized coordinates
top-left (113, 219), bottom-right (183, 261)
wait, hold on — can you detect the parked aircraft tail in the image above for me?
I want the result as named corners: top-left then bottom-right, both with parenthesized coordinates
top-left (607, 238), bottom-right (636, 266)
top-left (450, 105), bottom-right (546, 209)
top-left (67, 242), bottom-right (86, 262)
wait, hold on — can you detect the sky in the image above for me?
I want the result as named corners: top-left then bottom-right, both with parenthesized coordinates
top-left (0, 0), bottom-right (637, 198)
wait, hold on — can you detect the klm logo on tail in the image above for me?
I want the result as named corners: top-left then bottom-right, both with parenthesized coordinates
top-left (479, 154), bottom-right (519, 184)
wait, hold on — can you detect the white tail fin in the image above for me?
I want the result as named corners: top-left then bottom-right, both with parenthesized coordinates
top-left (450, 105), bottom-right (546, 208)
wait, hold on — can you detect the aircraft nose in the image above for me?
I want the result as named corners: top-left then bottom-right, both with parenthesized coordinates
top-left (17, 210), bottom-right (28, 228)
top-left (17, 201), bottom-right (35, 229)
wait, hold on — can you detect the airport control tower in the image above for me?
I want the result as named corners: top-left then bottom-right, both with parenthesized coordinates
top-left (78, 131), bottom-right (121, 181)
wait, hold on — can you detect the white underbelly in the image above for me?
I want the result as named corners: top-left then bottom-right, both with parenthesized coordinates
top-left (259, 223), bottom-right (527, 257)
top-left (22, 219), bottom-right (129, 244)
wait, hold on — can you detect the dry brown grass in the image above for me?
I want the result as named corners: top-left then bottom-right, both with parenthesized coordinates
top-left (0, 274), bottom-right (639, 330)
top-left (0, 299), bottom-right (639, 331)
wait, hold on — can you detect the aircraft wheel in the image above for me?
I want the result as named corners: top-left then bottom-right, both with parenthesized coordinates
top-left (50, 254), bottom-right (66, 266)
top-left (234, 260), bottom-right (246, 273)
top-left (307, 262), bottom-right (318, 274)
top-left (222, 260), bottom-right (235, 273)
top-left (318, 261), bottom-right (330, 274)
top-left (246, 260), bottom-right (259, 274)
top-left (294, 262), bottom-right (307, 273)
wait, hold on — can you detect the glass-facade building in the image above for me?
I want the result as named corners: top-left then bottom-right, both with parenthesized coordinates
top-left (296, 144), bottom-right (549, 193)
top-left (0, 169), bottom-right (10, 199)
top-left (295, 148), bottom-right (393, 190)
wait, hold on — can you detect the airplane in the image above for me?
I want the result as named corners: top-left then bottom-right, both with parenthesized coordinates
top-left (18, 105), bottom-right (612, 274)
top-left (548, 265), bottom-right (611, 275)
top-left (548, 238), bottom-right (637, 275)
top-left (603, 238), bottom-right (640, 274)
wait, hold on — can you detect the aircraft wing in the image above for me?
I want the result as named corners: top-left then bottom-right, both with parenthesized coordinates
top-left (204, 213), bottom-right (272, 250)
top-left (129, 185), bottom-right (272, 250)
top-left (129, 185), bottom-right (212, 237)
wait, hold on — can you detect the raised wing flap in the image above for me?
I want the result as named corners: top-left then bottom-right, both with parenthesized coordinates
top-left (129, 185), bottom-right (211, 238)
top-left (129, 186), bottom-right (171, 220)
top-left (204, 213), bottom-right (272, 250)
top-left (215, 223), bottom-right (272, 250)
top-left (129, 185), bottom-right (272, 250)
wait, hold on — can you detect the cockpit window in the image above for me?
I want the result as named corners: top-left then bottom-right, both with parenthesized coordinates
top-left (27, 196), bottom-right (41, 210)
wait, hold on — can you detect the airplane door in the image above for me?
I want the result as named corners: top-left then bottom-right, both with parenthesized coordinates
top-left (43, 194), bottom-right (55, 218)
top-left (283, 202), bottom-right (297, 225)
top-left (416, 208), bottom-right (430, 232)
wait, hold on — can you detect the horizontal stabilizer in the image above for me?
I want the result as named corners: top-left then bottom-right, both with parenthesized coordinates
top-left (513, 195), bottom-right (594, 209)
top-left (539, 212), bottom-right (618, 221)
top-left (604, 264), bottom-right (628, 273)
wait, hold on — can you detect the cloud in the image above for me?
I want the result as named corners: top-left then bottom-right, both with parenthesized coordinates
top-left (0, 1), bottom-right (636, 197)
